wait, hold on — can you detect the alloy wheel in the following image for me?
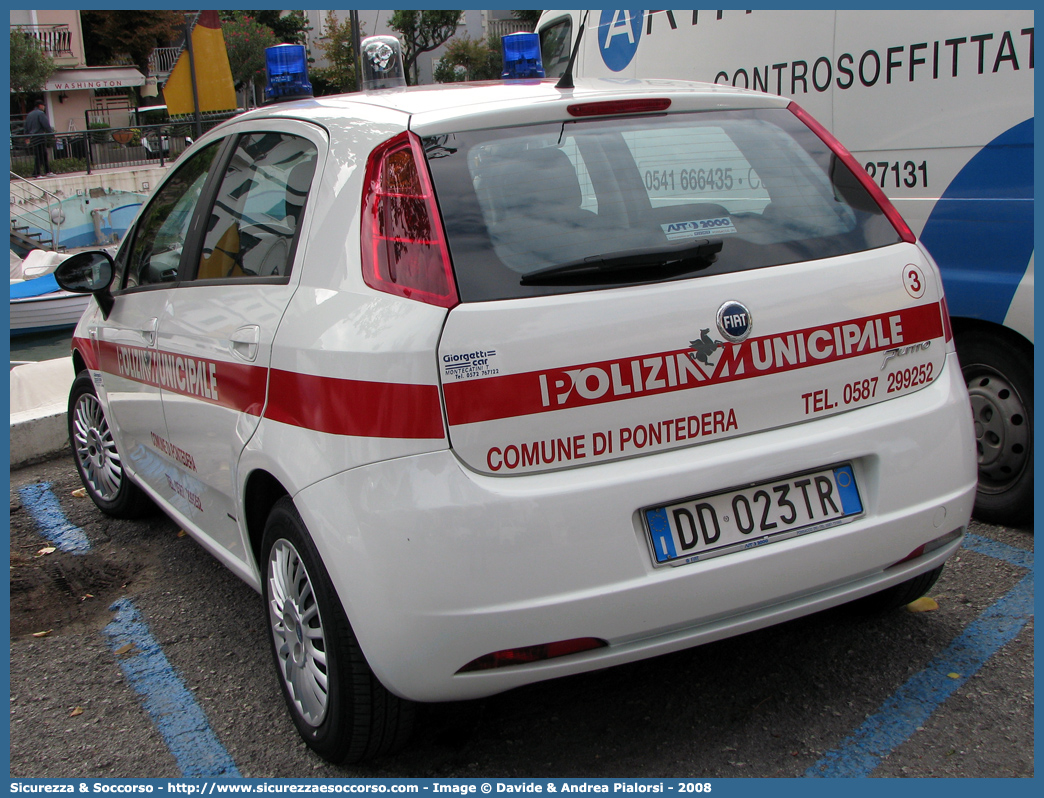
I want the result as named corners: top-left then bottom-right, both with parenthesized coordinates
top-left (267, 538), bottom-right (330, 727)
top-left (71, 391), bottom-right (123, 501)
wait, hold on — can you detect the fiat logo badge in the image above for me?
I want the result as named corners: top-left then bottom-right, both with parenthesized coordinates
top-left (716, 301), bottom-right (752, 343)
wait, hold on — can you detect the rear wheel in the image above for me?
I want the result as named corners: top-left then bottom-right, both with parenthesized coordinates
top-left (68, 371), bottom-right (154, 519)
top-left (956, 329), bottom-right (1033, 527)
top-left (852, 565), bottom-right (944, 614)
top-left (261, 497), bottom-right (414, 763)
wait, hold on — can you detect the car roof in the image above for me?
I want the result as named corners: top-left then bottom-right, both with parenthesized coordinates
top-left (226, 78), bottom-right (789, 137)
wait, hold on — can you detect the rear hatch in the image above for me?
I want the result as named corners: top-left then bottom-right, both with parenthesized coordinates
top-left (423, 98), bottom-right (948, 476)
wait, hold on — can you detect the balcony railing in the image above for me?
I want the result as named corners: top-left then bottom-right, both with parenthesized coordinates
top-left (148, 46), bottom-right (182, 79)
top-left (11, 24), bottom-right (73, 58)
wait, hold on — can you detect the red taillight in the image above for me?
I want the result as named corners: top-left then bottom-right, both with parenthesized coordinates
top-left (894, 544), bottom-right (927, 566)
top-left (940, 295), bottom-right (954, 343)
top-left (567, 98), bottom-right (671, 117)
top-left (889, 528), bottom-right (963, 568)
top-left (456, 637), bottom-right (607, 672)
top-left (787, 102), bottom-right (916, 245)
top-left (361, 131), bottom-right (459, 308)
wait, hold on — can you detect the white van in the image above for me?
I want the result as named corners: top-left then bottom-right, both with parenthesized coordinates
top-left (538, 9), bottom-right (1034, 525)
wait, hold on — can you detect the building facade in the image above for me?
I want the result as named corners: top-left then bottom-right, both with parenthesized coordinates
top-left (10, 9), bottom-right (147, 135)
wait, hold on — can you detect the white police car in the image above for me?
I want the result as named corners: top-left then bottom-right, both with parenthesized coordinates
top-left (55, 38), bottom-right (976, 762)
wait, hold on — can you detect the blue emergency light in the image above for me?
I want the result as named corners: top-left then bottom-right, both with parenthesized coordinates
top-left (501, 32), bottom-right (545, 80)
top-left (264, 44), bottom-right (313, 103)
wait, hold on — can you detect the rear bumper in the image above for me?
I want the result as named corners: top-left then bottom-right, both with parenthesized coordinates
top-left (296, 353), bottom-right (976, 701)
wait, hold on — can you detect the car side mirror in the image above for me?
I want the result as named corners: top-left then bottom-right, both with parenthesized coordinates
top-left (54, 250), bottom-right (116, 319)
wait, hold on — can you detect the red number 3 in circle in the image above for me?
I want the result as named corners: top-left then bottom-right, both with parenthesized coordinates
top-left (903, 264), bottom-right (925, 298)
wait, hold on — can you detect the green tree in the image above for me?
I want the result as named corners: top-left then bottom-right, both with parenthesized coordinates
top-left (10, 30), bottom-right (56, 98)
top-left (221, 13), bottom-right (278, 107)
top-left (80, 10), bottom-right (184, 74)
top-left (311, 11), bottom-right (360, 94)
top-left (220, 10), bottom-right (311, 46)
top-left (433, 35), bottom-right (502, 83)
top-left (388, 10), bottom-right (462, 85)
top-left (249, 10), bottom-right (311, 45)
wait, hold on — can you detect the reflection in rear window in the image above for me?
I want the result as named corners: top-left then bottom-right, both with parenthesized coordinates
top-left (423, 108), bottom-right (900, 302)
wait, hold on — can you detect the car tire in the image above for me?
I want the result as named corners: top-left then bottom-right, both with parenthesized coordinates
top-left (68, 371), bottom-right (154, 519)
top-left (956, 329), bottom-right (1033, 527)
top-left (261, 497), bottom-right (415, 763)
top-left (852, 565), bottom-right (945, 614)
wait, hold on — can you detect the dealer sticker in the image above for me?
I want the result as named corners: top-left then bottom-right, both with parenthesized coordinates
top-left (442, 349), bottom-right (499, 381)
top-left (662, 217), bottom-right (737, 240)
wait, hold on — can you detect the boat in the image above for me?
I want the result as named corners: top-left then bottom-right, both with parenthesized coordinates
top-left (10, 272), bottom-right (91, 335)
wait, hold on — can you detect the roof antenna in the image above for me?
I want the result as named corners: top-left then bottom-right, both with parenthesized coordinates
top-left (555, 11), bottom-right (590, 90)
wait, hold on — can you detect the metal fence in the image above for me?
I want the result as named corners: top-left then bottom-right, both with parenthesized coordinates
top-left (9, 113), bottom-right (239, 177)
top-left (10, 172), bottom-right (65, 252)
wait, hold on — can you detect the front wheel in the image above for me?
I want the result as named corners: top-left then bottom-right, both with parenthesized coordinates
top-left (956, 329), bottom-right (1033, 527)
top-left (261, 497), bottom-right (414, 763)
top-left (68, 371), bottom-right (154, 519)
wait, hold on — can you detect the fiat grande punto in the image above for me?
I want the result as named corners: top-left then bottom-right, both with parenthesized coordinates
top-left (55, 72), bottom-right (977, 762)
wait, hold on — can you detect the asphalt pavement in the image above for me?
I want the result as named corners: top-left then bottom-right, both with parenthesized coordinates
top-left (8, 454), bottom-right (1034, 779)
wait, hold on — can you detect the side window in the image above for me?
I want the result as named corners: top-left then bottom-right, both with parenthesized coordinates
top-left (124, 142), bottom-right (221, 289)
top-left (540, 17), bottom-right (573, 78)
top-left (196, 132), bottom-right (318, 281)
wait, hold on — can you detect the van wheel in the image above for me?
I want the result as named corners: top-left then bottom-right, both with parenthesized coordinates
top-left (956, 330), bottom-right (1033, 527)
top-left (68, 372), bottom-right (154, 519)
top-left (852, 565), bottom-right (944, 614)
top-left (261, 497), bottom-right (414, 763)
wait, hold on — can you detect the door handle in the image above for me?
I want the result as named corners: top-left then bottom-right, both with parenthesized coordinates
top-left (88, 326), bottom-right (101, 365)
top-left (140, 317), bottom-right (158, 346)
top-left (230, 325), bottom-right (261, 362)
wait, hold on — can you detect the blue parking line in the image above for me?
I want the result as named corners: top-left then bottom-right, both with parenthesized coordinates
top-left (104, 597), bottom-right (241, 778)
top-left (961, 532), bottom-right (1034, 570)
top-left (18, 482), bottom-right (92, 554)
top-left (805, 534), bottom-right (1033, 777)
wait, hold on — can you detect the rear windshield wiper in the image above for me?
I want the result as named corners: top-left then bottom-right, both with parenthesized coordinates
top-left (520, 238), bottom-right (723, 285)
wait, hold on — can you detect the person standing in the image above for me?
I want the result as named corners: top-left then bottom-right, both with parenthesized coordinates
top-left (23, 99), bottom-right (54, 178)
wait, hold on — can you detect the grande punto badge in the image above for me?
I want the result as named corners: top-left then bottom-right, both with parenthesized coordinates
top-left (716, 300), bottom-right (752, 343)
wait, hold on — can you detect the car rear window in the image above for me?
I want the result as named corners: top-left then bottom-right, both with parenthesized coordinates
top-left (423, 108), bottom-right (901, 302)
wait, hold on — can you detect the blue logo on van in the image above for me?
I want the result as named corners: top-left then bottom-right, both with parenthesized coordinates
top-left (598, 10), bottom-right (644, 72)
top-left (716, 301), bottom-right (752, 343)
top-left (919, 117), bottom-right (1033, 327)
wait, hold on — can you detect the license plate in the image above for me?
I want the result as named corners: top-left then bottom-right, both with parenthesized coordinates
top-left (644, 464), bottom-right (863, 566)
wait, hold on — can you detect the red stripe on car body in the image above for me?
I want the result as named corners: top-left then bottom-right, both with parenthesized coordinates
top-left (264, 369), bottom-right (445, 440)
top-left (78, 340), bottom-right (444, 440)
top-left (71, 336), bottom-right (99, 371)
top-left (444, 303), bottom-right (945, 426)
